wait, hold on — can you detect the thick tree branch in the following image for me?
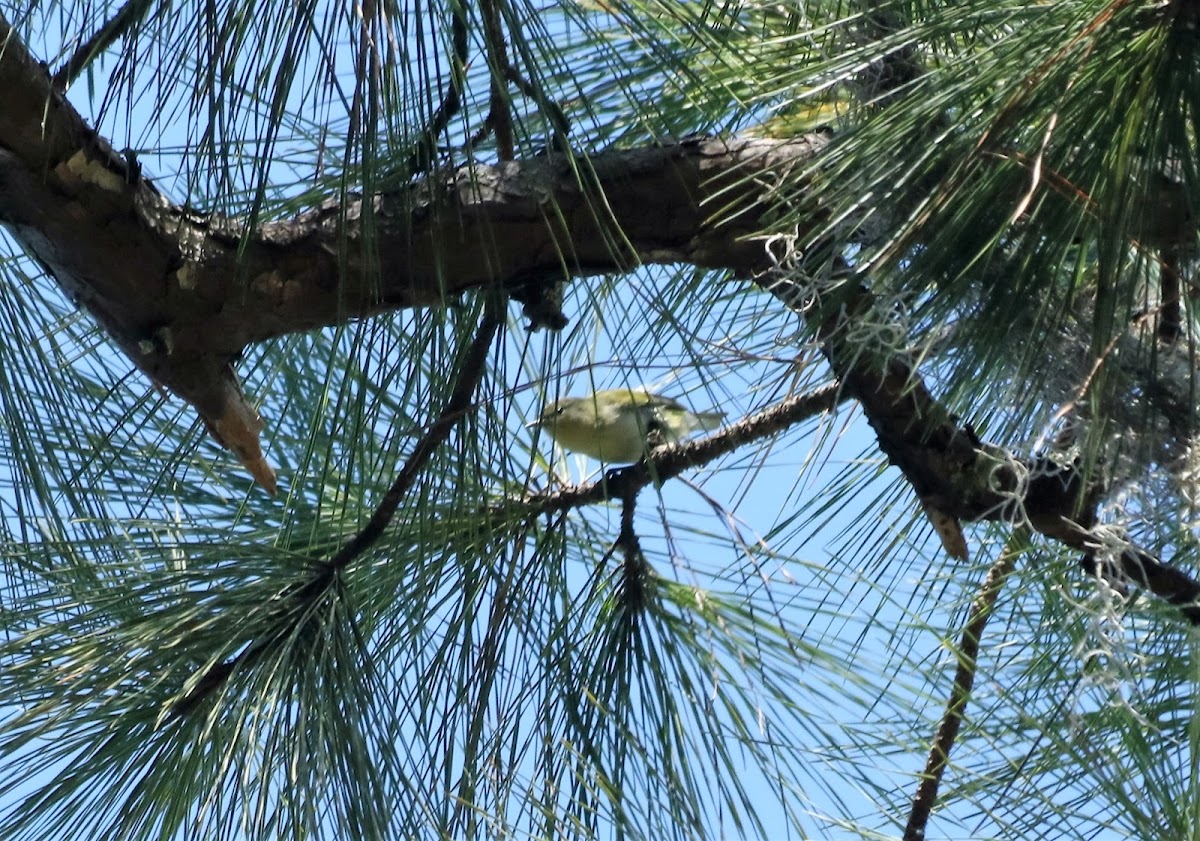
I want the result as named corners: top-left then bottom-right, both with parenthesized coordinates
top-left (762, 272), bottom-right (1200, 622)
top-left (0, 12), bottom-right (827, 490)
top-left (2, 15), bottom-right (1198, 622)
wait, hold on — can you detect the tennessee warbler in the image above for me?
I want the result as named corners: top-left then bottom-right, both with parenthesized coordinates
top-left (528, 388), bottom-right (726, 463)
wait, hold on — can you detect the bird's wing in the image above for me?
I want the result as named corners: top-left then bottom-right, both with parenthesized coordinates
top-left (634, 389), bottom-right (687, 411)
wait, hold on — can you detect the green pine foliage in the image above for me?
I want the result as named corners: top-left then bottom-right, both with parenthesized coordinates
top-left (0, 1), bottom-right (1197, 839)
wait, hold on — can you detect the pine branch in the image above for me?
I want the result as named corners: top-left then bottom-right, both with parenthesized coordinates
top-left (173, 298), bottom-right (505, 715)
top-left (763, 269), bottom-right (1200, 623)
top-left (514, 383), bottom-right (845, 515)
top-left (51, 0), bottom-right (158, 91)
top-left (326, 299), bottom-right (505, 572)
top-left (404, 1), bottom-right (470, 176)
top-left (479, 0), bottom-right (515, 161)
top-left (904, 529), bottom-right (1027, 841)
top-left (0, 13), bottom-right (833, 486)
top-left (4, 10), bottom-right (1198, 627)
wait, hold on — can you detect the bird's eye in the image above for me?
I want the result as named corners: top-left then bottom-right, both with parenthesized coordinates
top-left (554, 407), bottom-right (565, 415)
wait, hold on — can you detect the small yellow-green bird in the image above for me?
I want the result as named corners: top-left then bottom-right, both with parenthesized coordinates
top-left (528, 388), bottom-right (726, 463)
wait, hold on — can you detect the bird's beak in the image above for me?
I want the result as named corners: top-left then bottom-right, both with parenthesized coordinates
top-left (524, 418), bottom-right (542, 430)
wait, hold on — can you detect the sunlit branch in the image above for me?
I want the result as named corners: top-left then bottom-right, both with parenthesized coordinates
top-left (0, 12), bottom-right (834, 486)
top-left (517, 383), bottom-right (845, 515)
top-left (904, 528), bottom-right (1028, 841)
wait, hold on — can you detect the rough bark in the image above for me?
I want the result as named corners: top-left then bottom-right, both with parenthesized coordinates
top-left (0, 13), bottom-right (825, 491)
top-left (1, 15), bottom-right (1197, 622)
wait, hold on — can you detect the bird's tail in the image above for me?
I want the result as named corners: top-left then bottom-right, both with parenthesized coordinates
top-left (692, 410), bottom-right (726, 432)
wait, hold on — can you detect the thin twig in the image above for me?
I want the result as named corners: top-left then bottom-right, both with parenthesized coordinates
top-left (51, 0), bottom-right (157, 91)
top-left (504, 67), bottom-right (570, 146)
top-left (171, 568), bottom-right (337, 717)
top-left (519, 383), bottom-right (845, 516)
top-left (347, 0), bottom-right (380, 154)
top-left (173, 297), bottom-right (506, 715)
top-left (613, 480), bottom-right (656, 621)
top-left (326, 298), bottom-right (505, 571)
top-left (406, 1), bottom-right (470, 176)
top-left (903, 528), bottom-right (1028, 841)
top-left (479, 0), bottom-right (514, 161)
